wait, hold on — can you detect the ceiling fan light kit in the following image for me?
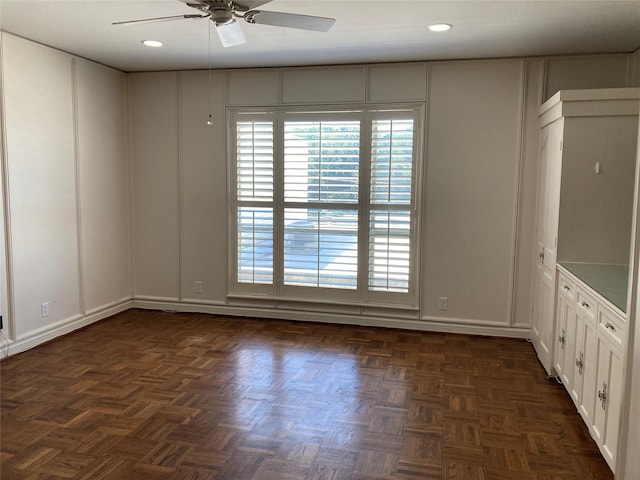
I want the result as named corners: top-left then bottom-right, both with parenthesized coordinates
top-left (216, 21), bottom-right (247, 48)
top-left (113, 0), bottom-right (336, 48)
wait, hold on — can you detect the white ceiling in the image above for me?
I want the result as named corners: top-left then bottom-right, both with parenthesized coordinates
top-left (1, 0), bottom-right (639, 73)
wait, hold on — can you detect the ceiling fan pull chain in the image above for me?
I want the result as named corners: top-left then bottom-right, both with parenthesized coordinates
top-left (207, 20), bottom-right (214, 126)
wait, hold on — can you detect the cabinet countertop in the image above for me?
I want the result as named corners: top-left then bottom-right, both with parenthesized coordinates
top-left (558, 262), bottom-right (628, 313)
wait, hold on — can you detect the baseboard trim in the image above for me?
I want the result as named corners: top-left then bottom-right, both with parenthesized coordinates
top-left (1, 299), bottom-right (132, 358)
top-left (131, 299), bottom-right (531, 339)
top-left (1, 298), bottom-right (532, 359)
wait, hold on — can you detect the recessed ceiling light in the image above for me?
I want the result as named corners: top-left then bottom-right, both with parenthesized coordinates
top-left (142, 40), bottom-right (163, 47)
top-left (428, 23), bottom-right (453, 32)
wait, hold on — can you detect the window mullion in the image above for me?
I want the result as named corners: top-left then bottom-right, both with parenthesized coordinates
top-left (359, 113), bottom-right (372, 300)
top-left (273, 111), bottom-right (285, 294)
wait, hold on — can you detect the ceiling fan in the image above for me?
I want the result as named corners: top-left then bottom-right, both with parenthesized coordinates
top-left (112, 0), bottom-right (336, 47)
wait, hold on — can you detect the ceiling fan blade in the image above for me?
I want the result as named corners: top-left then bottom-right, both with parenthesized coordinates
top-left (216, 21), bottom-right (247, 47)
top-left (112, 14), bottom-right (207, 26)
top-left (245, 11), bottom-right (335, 32)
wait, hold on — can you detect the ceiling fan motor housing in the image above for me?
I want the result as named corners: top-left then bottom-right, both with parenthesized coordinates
top-left (211, 9), bottom-right (233, 25)
top-left (203, 0), bottom-right (236, 26)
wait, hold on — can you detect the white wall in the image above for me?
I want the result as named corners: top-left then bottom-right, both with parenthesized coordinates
top-left (0, 36), bottom-right (8, 346)
top-left (76, 59), bottom-right (131, 313)
top-left (129, 72), bottom-right (180, 301)
top-left (545, 54), bottom-right (632, 100)
top-left (422, 59), bottom-right (525, 326)
top-left (512, 59), bottom-right (545, 328)
top-left (178, 71), bottom-right (228, 304)
top-left (130, 60), bottom-right (531, 331)
top-left (126, 54), bottom-right (638, 336)
top-left (3, 35), bottom-right (81, 338)
top-left (2, 31), bottom-right (638, 351)
top-left (129, 70), bottom-right (228, 304)
top-left (0, 33), bottom-right (131, 353)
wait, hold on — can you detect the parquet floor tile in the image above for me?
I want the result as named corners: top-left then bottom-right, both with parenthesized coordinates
top-left (1, 309), bottom-right (615, 479)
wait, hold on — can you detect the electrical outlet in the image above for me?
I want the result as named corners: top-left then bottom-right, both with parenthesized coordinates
top-left (195, 281), bottom-right (203, 294)
top-left (41, 302), bottom-right (49, 318)
top-left (438, 297), bottom-right (448, 311)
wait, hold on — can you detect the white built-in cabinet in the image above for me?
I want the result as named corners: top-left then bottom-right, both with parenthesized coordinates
top-left (555, 269), bottom-right (626, 470)
top-left (532, 88), bottom-right (640, 474)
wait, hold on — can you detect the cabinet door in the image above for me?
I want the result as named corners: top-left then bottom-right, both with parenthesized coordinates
top-left (532, 271), bottom-right (556, 374)
top-left (562, 302), bottom-right (578, 396)
top-left (578, 315), bottom-right (598, 427)
top-left (538, 122), bottom-right (563, 273)
top-left (532, 120), bottom-right (564, 374)
top-left (554, 292), bottom-right (569, 380)
top-left (556, 274), bottom-right (577, 392)
top-left (592, 338), bottom-right (623, 471)
top-left (571, 312), bottom-right (586, 405)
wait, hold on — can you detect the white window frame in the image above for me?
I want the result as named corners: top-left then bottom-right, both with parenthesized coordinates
top-left (228, 104), bottom-right (424, 308)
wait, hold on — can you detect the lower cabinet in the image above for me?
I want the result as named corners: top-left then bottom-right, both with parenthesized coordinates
top-left (592, 336), bottom-right (624, 468)
top-left (567, 309), bottom-right (582, 404)
top-left (576, 285), bottom-right (599, 427)
top-left (554, 274), bottom-right (576, 387)
top-left (553, 268), bottom-right (626, 473)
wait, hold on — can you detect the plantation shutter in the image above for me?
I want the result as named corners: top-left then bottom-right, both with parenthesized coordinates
top-left (236, 120), bottom-right (274, 285)
top-left (368, 118), bottom-right (414, 293)
top-left (282, 118), bottom-right (360, 289)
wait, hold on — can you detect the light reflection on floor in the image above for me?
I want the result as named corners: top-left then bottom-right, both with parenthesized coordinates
top-left (227, 340), bottom-right (393, 456)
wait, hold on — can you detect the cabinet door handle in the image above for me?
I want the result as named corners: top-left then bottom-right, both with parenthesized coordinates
top-left (598, 381), bottom-right (608, 410)
top-left (558, 329), bottom-right (566, 348)
top-left (580, 301), bottom-right (590, 309)
top-left (575, 352), bottom-right (584, 375)
top-left (563, 285), bottom-right (571, 291)
top-left (605, 322), bottom-right (616, 332)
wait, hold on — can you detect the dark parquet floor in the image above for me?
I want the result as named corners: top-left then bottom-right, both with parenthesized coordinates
top-left (1, 309), bottom-right (614, 479)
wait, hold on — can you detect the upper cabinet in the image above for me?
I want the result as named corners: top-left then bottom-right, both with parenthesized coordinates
top-left (545, 88), bottom-right (639, 312)
top-left (547, 90), bottom-right (639, 270)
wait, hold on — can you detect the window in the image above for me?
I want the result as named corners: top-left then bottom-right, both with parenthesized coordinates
top-left (231, 106), bottom-right (422, 306)
top-left (283, 117), bottom-right (360, 291)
